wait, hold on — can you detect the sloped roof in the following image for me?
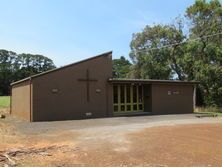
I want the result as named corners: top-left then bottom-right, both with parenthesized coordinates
top-left (11, 51), bottom-right (112, 86)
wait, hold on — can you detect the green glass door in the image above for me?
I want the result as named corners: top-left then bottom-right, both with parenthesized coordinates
top-left (113, 84), bottom-right (144, 113)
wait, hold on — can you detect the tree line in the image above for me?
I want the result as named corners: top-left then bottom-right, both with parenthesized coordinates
top-left (0, 50), bottom-right (56, 95)
top-left (113, 0), bottom-right (222, 107)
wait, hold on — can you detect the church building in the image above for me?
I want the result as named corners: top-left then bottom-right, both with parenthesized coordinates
top-left (11, 51), bottom-right (198, 122)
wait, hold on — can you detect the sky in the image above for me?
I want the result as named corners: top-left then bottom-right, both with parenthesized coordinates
top-left (0, 0), bottom-right (195, 67)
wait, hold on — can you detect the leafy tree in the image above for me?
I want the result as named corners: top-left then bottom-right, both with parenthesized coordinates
top-left (185, 0), bottom-right (222, 106)
top-left (129, 24), bottom-right (186, 80)
top-left (0, 50), bottom-right (56, 95)
top-left (129, 0), bottom-right (222, 107)
top-left (113, 56), bottom-right (131, 78)
top-left (13, 54), bottom-right (56, 81)
top-left (0, 50), bottom-right (17, 95)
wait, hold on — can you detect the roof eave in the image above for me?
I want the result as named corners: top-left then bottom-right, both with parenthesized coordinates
top-left (11, 77), bottom-right (31, 86)
top-left (108, 78), bottom-right (200, 84)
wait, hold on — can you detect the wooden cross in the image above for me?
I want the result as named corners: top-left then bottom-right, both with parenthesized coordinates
top-left (78, 69), bottom-right (97, 102)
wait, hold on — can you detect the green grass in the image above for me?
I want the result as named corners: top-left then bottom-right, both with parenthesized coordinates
top-left (0, 96), bottom-right (10, 108)
top-left (194, 107), bottom-right (222, 116)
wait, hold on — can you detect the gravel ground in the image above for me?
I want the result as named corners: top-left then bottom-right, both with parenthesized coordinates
top-left (6, 113), bottom-right (222, 133)
top-left (0, 113), bottom-right (222, 167)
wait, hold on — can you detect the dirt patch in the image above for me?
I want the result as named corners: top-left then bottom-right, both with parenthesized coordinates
top-left (0, 108), bottom-right (10, 115)
top-left (1, 115), bottom-right (222, 166)
top-left (72, 124), bottom-right (222, 167)
top-left (0, 145), bottom-right (80, 167)
top-left (126, 124), bottom-right (222, 167)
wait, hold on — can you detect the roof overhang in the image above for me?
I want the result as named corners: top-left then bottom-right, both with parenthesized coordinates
top-left (108, 78), bottom-right (199, 85)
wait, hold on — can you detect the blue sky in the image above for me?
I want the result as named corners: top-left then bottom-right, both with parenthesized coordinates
top-left (0, 0), bottom-right (195, 67)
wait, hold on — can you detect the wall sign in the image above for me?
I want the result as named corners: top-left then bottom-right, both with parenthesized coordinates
top-left (86, 112), bottom-right (92, 116)
top-left (96, 89), bottom-right (102, 93)
top-left (168, 90), bottom-right (180, 95)
top-left (52, 88), bottom-right (59, 93)
top-left (173, 91), bottom-right (180, 95)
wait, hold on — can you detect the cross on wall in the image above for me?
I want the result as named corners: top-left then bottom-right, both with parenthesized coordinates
top-left (78, 69), bottom-right (97, 102)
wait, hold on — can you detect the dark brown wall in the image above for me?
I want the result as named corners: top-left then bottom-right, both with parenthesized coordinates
top-left (32, 53), bottom-right (113, 121)
top-left (151, 84), bottom-right (194, 114)
top-left (11, 80), bottom-right (31, 121)
top-left (143, 84), bottom-right (152, 112)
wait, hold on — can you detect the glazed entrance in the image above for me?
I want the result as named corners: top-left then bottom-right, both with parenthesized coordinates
top-left (113, 84), bottom-right (144, 114)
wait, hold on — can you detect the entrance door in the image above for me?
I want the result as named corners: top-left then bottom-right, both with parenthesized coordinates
top-left (113, 84), bottom-right (144, 113)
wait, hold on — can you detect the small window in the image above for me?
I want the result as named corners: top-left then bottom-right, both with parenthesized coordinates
top-left (127, 105), bottom-right (131, 111)
top-left (133, 104), bottom-right (137, 110)
top-left (120, 85), bottom-right (125, 103)
top-left (126, 85), bottom-right (131, 103)
top-left (133, 85), bottom-right (137, 103)
top-left (121, 105), bottom-right (125, 111)
top-left (114, 106), bottom-right (118, 112)
top-left (113, 85), bottom-right (118, 103)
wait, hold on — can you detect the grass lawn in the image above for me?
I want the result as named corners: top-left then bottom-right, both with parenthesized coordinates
top-left (0, 96), bottom-right (10, 108)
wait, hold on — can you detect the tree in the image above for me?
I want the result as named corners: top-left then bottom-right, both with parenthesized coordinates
top-left (13, 54), bottom-right (56, 81)
top-left (112, 56), bottom-right (131, 78)
top-left (129, 24), bottom-right (186, 80)
top-left (185, 0), bottom-right (222, 106)
top-left (0, 49), bottom-right (56, 95)
top-left (128, 0), bottom-right (222, 107)
top-left (0, 50), bottom-right (17, 95)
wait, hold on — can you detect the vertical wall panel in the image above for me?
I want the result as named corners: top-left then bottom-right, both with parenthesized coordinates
top-left (11, 81), bottom-right (31, 121)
